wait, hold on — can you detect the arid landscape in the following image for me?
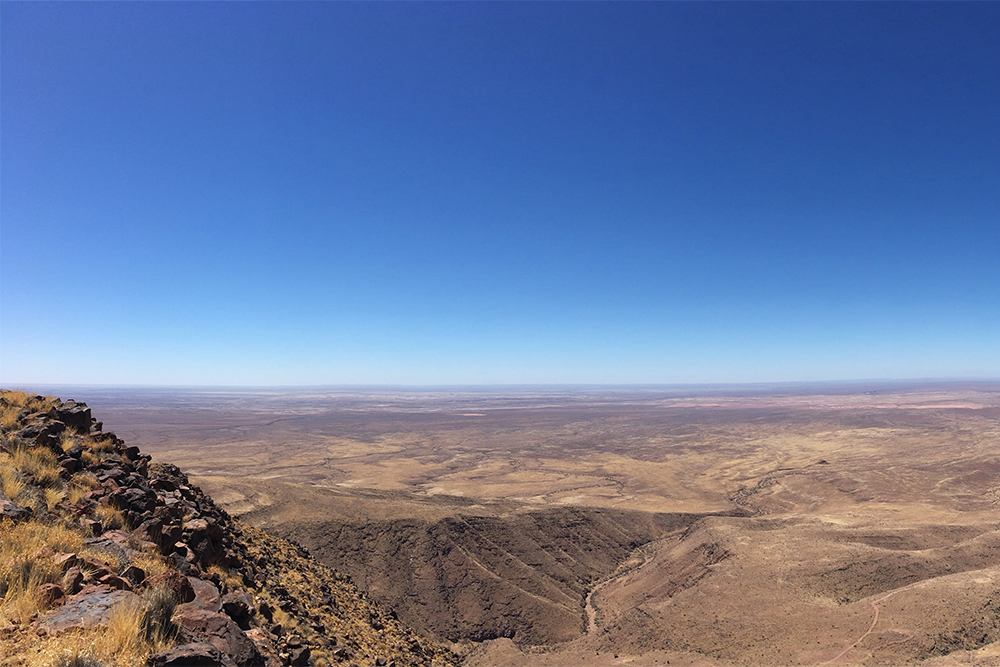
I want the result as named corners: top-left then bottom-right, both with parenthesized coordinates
top-left (48, 382), bottom-right (1000, 666)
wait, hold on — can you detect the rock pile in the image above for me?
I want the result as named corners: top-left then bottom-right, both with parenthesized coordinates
top-left (0, 393), bottom-right (459, 667)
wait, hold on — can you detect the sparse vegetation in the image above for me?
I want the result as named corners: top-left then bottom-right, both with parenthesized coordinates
top-left (0, 460), bottom-right (27, 501)
top-left (0, 390), bottom-right (56, 429)
top-left (140, 582), bottom-right (179, 645)
top-left (0, 520), bottom-right (84, 624)
top-left (94, 503), bottom-right (126, 532)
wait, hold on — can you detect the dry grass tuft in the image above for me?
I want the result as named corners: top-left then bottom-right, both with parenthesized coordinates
top-left (85, 436), bottom-right (116, 454)
top-left (1, 403), bottom-right (20, 430)
top-left (0, 390), bottom-right (30, 429)
top-left (130, 553), bottom-right (170, 579)
top-left (51, 648), bottom-right (112, 667)
top-left (8, 442), bottom-right (62, 488)
top-left (0, 520), bottom-right (85, 624)
top-left (68, 474), bottom-right (100, 504)
top-left (0, 391), bottom-right (57, 429)
top-left (0, 457), bottom-right (27, 501)
top-left (45, 486), bottom-right (66, 510)
top-left (61, 431), bottom-right (83, 452)
top-left (94, 504), bottom-right (126, 532)
top-left (140, 582), bottom-right (179, 645)
top-left (207, 563), bottom-right (244, 591)
top-left (93, 597), bottom-right (146, 662)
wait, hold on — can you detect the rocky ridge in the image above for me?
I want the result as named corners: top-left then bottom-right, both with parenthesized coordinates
top-left (0, 391), bottom-right (459, 667)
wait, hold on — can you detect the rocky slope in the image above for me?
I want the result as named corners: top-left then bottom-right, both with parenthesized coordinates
top-left (272, 508), bottom-right (721, 646)
top-left (0, 391), bottom-right (459, 667)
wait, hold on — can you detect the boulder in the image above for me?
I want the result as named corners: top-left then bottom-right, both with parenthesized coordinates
top-left (172, 608), bottom-right (263, 667)
top-left (244, 628), bottom-right (282, 667)
top-left (62, 567), bottom-right (84, 595)
top-left (54, 400), bottom-right (92, 432)
top-left (37, 586), bottom-right (141, 634)
top-left (36, 583), bottom-right (66, 609)
top-left (221, 591), bottom-right (255, 629)
top-left (289, 646), bottom-right (311, 666)
top-left (16, 420), bottom-right (64, 450)
top-left (122, 565), bottom-right (147, 587)
top-left (146, 642), bottom-right (230, 667)
top-left (59, 458), bottom-right (80, 476)
top-left (99, 573), bottom-right (132, 590)
top-left (174, 576), bottom-right (222, 614)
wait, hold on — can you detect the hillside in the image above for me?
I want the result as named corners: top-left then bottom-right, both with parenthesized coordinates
top-left (0, 391), bottom-right (459, 667)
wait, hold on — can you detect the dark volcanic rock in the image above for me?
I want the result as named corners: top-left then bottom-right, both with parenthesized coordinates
top-left (16, 419), bottom-right (65, 450)
top-left (175, 576), bottom-right (222, 614)
top-left (222, 591), bottom-right (255, 629)
top-left (147, 642), bottom-right (229, 667)
top-left (37, 586), bottom-right (141, 634)
top-left (54, 400), bottom-right (92, 432)
top-left (173, 608), bottom-right (263, 667)
top-left (36, 583), bottom-right (66, 608)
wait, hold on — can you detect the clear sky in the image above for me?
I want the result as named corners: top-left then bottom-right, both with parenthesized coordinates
top-left (2, 2), bottom-right (998, 386)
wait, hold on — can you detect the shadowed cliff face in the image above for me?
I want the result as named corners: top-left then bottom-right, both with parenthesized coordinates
top-left (273, 508), bottom-right (724, 646)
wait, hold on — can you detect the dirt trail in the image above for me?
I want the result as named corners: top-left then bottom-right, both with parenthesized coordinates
top-left (820, 580), bottom-right (926, 664)
top-left (585, 544), bottom-right (654, 634)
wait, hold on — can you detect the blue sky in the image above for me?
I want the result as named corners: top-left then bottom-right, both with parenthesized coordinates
top-left (2, 2), bottom-right (998, 385)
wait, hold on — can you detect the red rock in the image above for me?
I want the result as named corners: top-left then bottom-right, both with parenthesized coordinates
top-left (36, 583), bottom-right (65, 608)
top-left (36, 587), bottom-right (141, 634)
top-left (62, 567), bottom-right (84, 595)
top-left (146, 642), bottom-right (229, 667)
top-left (175, 576), bottom-right (222, 614)
top-left (53, 552), bottom-right (80, 571)
top-left (172, 608), bottom-right (263, 667)
top-left (99, 573), bottom-right (131, 590)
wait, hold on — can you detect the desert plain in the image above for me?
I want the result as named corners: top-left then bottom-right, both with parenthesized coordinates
top-left (53, 381), bottom-right (1000, 666)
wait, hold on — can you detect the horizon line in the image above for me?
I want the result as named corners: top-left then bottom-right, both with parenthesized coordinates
top-left (4, 377), bottom-right (1000, 391)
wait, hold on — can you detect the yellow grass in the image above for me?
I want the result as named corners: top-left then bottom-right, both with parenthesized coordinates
top-left (9, 442), bottom-right (61, 488)
top-left (0, 520), bottom-right (85, 624)
top-left (34, 594), bottom-right (176, 667)
top-left (0, 456), bottom-right (27, 501)
top-left (61, 431), bottom-right (83, 452)
top-left (0, 391), bottom-right (57, 430)
top-left (1, 403), bottom-right (20, 429)
top-left (207, 562), bottom-right (244, 591)
top-left (94, 504), bottom-right (126, 532)
top-left (45, 486), bottom-right (66, 510)
top-left (0, 390), bottom-right (30, 429)
top-left (94, 597), bottom-right (146, 663)
top-left (130, 553), bottom-right (171, 579)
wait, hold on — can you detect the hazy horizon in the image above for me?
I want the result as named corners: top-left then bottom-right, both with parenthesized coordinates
top-left (3, 3), bottom-right (997, 386)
